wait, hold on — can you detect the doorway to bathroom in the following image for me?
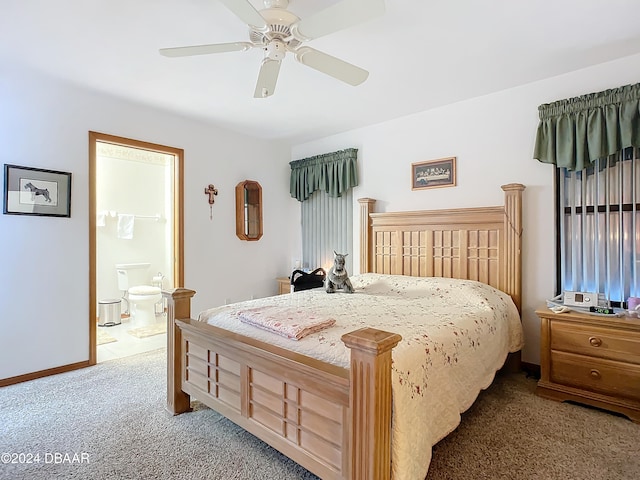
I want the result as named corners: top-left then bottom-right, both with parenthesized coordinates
top-left (88, 132), bottom-right (184, 364)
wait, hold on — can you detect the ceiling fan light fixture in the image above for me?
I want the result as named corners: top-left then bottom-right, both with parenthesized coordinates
top-left (259, 6), bottom-right (299, 27)
top-left (250, 4), bottom-right (300, 48)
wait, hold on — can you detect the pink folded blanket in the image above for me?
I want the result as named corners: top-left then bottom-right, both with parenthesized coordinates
top-left (236, 306), bottom-right (335, 340)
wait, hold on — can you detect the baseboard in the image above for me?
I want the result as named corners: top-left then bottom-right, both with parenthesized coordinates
top-left (0, 360), bottom-right (91, 387)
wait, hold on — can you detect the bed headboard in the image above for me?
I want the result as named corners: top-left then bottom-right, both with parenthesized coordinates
top-left (358, 183), bottom-right (525, 312)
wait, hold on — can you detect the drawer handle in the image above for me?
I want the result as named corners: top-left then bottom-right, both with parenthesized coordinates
top-left (589, 336), bottom-right (602, 347)
top-left (589, 369), bottom-right (601, 379)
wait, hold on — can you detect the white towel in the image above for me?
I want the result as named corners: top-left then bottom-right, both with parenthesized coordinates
top-left (96, 211), bottom-right (107, 227)
top-left (117, 214), bottom-right (135, 239)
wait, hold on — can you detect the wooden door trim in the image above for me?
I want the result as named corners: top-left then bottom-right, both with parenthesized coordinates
top-left (88, 131), bottom-right (184, 365)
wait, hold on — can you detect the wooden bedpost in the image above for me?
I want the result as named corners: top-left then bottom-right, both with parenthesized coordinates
top-left (500, 183), bottom-right (525, 313)
top-left (164, 287), bottom-right (196, 415)
top-left (501, 183), bottom-right (525, 373)
top-left (342, 328), bottom-right (402, 480)
top-left (358, 198), bottom-right (376, 274)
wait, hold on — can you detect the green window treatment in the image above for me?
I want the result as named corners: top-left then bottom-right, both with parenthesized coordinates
top-left (289, 148), bottom-right (358, 202)
top-left (534, 83), bottom-right (640, 170)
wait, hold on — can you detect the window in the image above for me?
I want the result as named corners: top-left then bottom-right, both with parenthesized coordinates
top-left (290, 148), bottom-right (359, 275)
top-left (556, 147), bottom-right (639, 306)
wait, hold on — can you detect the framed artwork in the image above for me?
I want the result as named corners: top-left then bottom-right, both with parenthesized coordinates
top-left (3, 164), bottom-right (72, 217)
top-left (411, 157), bottom-right (456, 190)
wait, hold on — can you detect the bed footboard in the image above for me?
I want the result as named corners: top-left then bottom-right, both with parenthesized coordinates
top-left (164, 289), bottom-right (401, 480)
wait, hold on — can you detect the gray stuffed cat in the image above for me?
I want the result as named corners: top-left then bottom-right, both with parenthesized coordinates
top-left (325, 251), bottom-right (354, 293)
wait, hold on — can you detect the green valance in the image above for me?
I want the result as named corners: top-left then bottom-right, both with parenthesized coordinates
top-left (289, 148), bottom-right (358, 202)
top-left (533, 83), bottom-right (640, 170)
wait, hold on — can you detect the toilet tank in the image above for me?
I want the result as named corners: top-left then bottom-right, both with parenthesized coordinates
top-left (115, 263), bottom-right (151, 291)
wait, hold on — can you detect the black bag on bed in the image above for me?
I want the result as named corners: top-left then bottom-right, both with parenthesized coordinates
top-left (291, 268), bottom-right (326, 292)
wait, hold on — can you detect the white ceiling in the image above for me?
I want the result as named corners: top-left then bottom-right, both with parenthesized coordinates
top-left (2, 0), bottom-right (640, 144)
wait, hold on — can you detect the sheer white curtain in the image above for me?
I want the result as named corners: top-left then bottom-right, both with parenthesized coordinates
top-left (558, 147), bottom-right (639, 305)
top-left (301, 188), bottom-right (353, 274)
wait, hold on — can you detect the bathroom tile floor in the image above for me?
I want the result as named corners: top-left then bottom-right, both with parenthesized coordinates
top-left (97, 315), bottom-right (166, 363)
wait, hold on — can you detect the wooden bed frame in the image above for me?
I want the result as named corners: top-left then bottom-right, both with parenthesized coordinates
top-left (165, 183), bottom-right (525, 480)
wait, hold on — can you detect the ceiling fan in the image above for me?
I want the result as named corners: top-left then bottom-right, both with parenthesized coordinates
top-left (159, 0), bottom-right (385, 98)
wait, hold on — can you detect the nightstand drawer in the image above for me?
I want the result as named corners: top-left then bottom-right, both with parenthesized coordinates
top-left (550, 322), bottom-right (640, 364)
top-left (551, 350), bottom-right (640, 400)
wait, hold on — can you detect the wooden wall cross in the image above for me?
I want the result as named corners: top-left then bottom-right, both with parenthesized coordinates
top-left (204, 184), bottom-right (218, 220)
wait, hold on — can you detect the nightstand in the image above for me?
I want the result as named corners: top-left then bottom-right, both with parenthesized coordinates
top-left (276, 277), bottom-right (290, 295)
top-left (536, 306), bottom-right (640, 423)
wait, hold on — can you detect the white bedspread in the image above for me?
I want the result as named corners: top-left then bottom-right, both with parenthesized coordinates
top-left (198, 273), bottom-right (523, 480)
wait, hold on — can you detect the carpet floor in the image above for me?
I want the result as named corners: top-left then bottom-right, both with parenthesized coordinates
top-left (1, 348), bottom-right (638, 480)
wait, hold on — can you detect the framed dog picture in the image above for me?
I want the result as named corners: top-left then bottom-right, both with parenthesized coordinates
top-left (3, 164), bottom-right (72, 217)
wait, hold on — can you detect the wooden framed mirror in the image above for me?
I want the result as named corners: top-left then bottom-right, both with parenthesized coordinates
top-left (235, 180), bottom-right (263, 241)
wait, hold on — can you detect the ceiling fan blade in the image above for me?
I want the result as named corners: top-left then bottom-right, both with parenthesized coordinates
top-left (254, 58), bottom-right (281, 98)
top-left (295, 47), bottom-right (368, 86)
top-left (291, 0), bottom-right (385, 41)
top-left (218, 0), bottom-right (268, 31)
top-left (159, 42), bottom-right (253, 57)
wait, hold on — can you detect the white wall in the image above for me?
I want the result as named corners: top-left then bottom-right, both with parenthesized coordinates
top-left (292, 53), bottom-right (640, 364)
top-left (0, 63), bottom-right (297, 380)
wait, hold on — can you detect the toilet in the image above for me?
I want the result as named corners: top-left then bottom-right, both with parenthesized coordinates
top-left (115, 263), bottom-right (162, 327)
